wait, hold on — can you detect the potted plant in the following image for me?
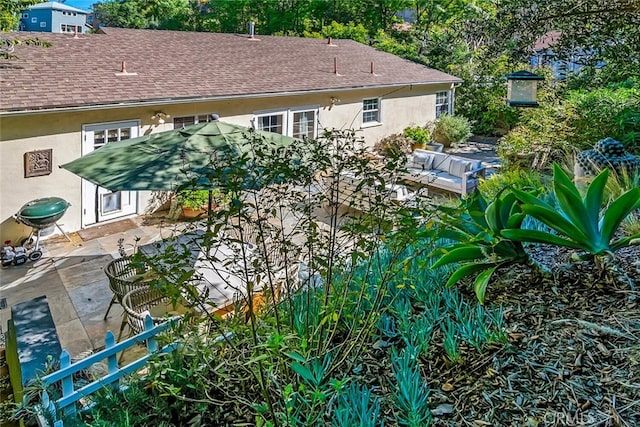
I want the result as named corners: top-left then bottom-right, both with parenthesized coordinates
top-left (431, 114), bottom-right (473, 148)
top-left (402, 126), bottom-right (431, 151)
top-left (176, 190), bottom-right (210, 219)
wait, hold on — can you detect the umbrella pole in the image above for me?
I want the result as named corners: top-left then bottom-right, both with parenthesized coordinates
top-left (206, 190), bottom-right (213, 256)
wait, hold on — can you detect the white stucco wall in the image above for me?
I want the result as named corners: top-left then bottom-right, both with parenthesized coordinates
top-left (0, 83), bottom-right (453, 241)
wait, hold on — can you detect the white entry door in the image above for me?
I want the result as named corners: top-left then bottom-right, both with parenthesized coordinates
top-left (81, 121), bottom-right (140, 226)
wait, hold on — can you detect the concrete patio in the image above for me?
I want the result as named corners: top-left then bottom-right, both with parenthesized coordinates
top-left (0, 216), bottom-right (173, 358)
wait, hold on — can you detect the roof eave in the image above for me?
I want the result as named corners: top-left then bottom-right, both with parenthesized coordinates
top-left (0, 80), bottom-right (463, 117)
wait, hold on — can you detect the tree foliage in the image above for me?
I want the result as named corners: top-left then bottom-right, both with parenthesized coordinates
top-left (478, 0), bottom-right (640, 86)
top-left (0, 0), bottom-right (42, 31)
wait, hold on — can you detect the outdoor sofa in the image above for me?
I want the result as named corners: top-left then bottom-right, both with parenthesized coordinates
top-left (402, 149), bottom-right (485, 195)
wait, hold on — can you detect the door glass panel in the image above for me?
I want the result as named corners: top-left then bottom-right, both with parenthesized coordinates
top-left (93, 130), bottom-right (105, 148)
top-left (102, 192), bottom-right (122, 214)
top-left (107, 129), bottom-right (118, 142)
top-left (293, 111), bottom-right (315, 139)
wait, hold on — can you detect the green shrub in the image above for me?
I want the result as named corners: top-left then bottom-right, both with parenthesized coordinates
top-left (176, 189), bottom-right (209, 209)
top-left (432, 114), bottom-right (473, 146)
top-left (478, 169), bottom-right (545, 201)
top-left (499, 83), bottom-right (640, 170)
top-left (568, 86), bottom-right (640, 150)
top-left (403, 126), bottom-right (431, 144)
top-left (478, 100), bottom-right (521, 136)
top-left (373, 133), bottom-right (413, 158)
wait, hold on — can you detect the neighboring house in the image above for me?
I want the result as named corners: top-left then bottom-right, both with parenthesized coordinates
top-left (530, 31), bottom-right (604, 79)
top-left (19, 1), bottom-right (89, 34)
top-left (0, 27), bottom-right (461, 241)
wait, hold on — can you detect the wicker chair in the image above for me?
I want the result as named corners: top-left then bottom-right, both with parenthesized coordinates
top-left (121, 287), bottom-right (184, 336)
top-left (103, 256), bottom-right (153, 339)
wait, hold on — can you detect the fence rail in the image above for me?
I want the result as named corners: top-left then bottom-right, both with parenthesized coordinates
top-left (39, 316), bottom-right (178, 427)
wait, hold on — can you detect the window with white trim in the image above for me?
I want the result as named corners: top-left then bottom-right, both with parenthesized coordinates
top-left (40, 21), bottom-right (46, 27)
top-left (435, 91), bottom-right (451, 118)
top-left (173, 114), bottom-right (215, 128)
top-left (31, 17), bottom-right (37, 23)
top-left (61, 24), bottom-right (80, 33)
top-left (362, 98), bottom-right (381, 124)
top-left (254, 108), bottom-right (318, 138)
top-left (257, 113), bottom-right (284, 134)
top-left (23, 13), bottom-right (29, 18)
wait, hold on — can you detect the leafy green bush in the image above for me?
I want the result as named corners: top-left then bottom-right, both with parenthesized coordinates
top-left (176, 189), bottom-right (209, 209)
top-left (478, 168), bottom-right (545, 201)
top-left (498, 83), bottom-right (640, 170)
top-left (568, 86), bottom-right (640, 150)
top-left (432, 114), bottom-right (473, 146)
top-left (403, 126), bottom-right (431, 144)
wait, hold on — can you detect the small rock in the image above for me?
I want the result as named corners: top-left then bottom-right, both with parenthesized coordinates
top-left (432, 403), bottom-right (454, 416)
top-left (441, 382), bottom-right (454, 392)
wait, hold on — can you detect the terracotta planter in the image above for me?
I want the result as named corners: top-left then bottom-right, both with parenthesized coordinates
top-left (180, 206), bottom-right (206, 219)
top-left (411, 142), bottom-right (427, 151)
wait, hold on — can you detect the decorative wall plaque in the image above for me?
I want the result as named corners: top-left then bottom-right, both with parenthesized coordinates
top-left (24, 149), bottom-right (53, 177)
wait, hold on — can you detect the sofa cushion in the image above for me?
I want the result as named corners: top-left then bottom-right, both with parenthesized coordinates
top-left (431, 155), bottom-right (451, 172)
top-left (411, 151), bottom-right (434, 170)
top-left (433, 174), bottom-right (463, 192)
top-left (449, 158), bottom-right (472, 178)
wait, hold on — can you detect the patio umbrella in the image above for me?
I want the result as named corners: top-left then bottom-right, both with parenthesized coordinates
top-left (61, 119), bottom-right (299, 195)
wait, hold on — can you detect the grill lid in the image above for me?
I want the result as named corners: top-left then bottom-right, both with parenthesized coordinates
top-left (17, 197), bottom-right (70, 220)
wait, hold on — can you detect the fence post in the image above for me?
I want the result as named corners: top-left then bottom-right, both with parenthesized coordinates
top-left (59, 350), bottom-right (76, 419)
top-left (105, 331), bottom-right (118, 389)
top-left (144, 316), bottom-right (157, 353)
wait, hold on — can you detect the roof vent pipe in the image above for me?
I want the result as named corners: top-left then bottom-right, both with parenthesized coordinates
top-left (249, 21), bottom-right (255, 38)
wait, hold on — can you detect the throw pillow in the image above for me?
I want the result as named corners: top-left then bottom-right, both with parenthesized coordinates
top-left (449, 159), bottom-right (471, 178)
top-left (413, 151), bottom-right (434, 170)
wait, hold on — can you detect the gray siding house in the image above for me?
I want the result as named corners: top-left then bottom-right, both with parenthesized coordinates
top-left (20, 2), bottom-right (88, 34)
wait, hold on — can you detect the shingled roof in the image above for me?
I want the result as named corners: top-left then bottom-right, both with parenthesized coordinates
top-left (0, 27), bottom-right (461, 113)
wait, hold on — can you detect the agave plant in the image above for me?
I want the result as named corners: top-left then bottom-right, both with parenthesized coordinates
top-left (502, 164), bottom-right (640, 257)
top-left (431, 189), bottom-right (532, 303)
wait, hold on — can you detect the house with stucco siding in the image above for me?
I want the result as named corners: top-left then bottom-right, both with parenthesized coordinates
top-left (0, 27), bottom-right (461, 242)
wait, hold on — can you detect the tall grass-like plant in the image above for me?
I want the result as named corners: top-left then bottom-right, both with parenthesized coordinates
top-left (503, 164), bottom-right (640, 258)
top-left (478, 168), bottom-right (544, 201)
top-left (332, 383), bottom-right (382, 427)
top-left (391, 347), bottom-right (432, 426)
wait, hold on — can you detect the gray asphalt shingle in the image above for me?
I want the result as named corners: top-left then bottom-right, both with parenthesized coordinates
top-left (1, 27), bottom-right (461, 112)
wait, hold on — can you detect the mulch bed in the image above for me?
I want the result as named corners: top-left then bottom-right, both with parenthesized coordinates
top-left (425, 245), bottom-right (640, 426)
